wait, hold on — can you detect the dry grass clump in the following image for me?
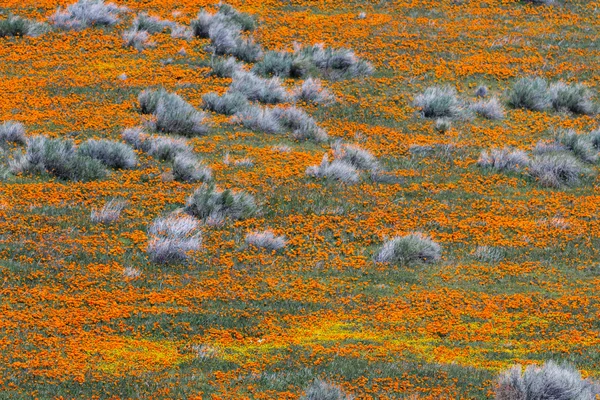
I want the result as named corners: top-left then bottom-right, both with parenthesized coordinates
top-left (245, 230), bottom-right (287, 251)
top-left (185, 183), bottom-right (258, 221)
top-left (90, 199), bottom-right (126, 224)
top-left (477, 148), bottom-right (530, 172)
top-left (549, 82), bottom-right (597, 115)
top-left (332, 142), bottom-right (379, 172)
top-left (292, 43), bottom-right (374, 80)
top-left (272, 106), bottom-right (328, 142)
top-left (147, 213), bottom-right (201, 264)
top-left (554, 129), bottom-right (598, 164)
top-left (50, 0), bottom-right (127, 30)
top-left (121, 127), bottom-right (192, 162)
top-left (131, 12), bottom-right (173, 33)
top-left (300, 379), bottom-right (354, 400)
top-left (495, 361), bottom-right (600, 400)
top-left (375, 233), bottom-right (442, 266)
top-left (122, 28), bottom-right (154, 51)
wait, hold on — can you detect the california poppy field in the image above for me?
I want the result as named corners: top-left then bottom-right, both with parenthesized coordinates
top-left (1, 0), bottom-right (599, 398)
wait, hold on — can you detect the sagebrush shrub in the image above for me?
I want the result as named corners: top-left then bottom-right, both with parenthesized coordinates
top-left (590, 129), bottom-right (600, 150)
top-left (172, 153), bottom-right (212, 183)
top-left (549, 82), bottom-right (597, 115)
top-left (555, 129), bottom-right (598, 164)
top-left (0, 121), bottom-right (26, 144)
top-left (414, 86), bottom-right (465, 119)
top-left (375, 233), bottom-right (442, 266)
top-left (294, 43), bottom-right (374, 80)
top-left (131, 12), bottom-right (173, 33)
top-left (230, 71), bottom-right (288, 104)
top-left (122, 28), bottom-right (154, 51)
top-left (210, 56), bottom-right (243, 78)
top-left (471, 96), bottom-right (505, 120)
top-left (217, 4), bottom-right (256, 31)
top-left (185, 183), bottom-right (258, 221)
top-left (245, 230), bottom-right (287, 251)
top-left (148, 136), bottom-right (191, 161)
top-left (478, 148), bottom-right (530, 172)
top-left (50, 0), bottom-right (127, 30)
top-left (154, 93), bottom-right (210, 136)
top-left (235, 106), bottom-right (282, 134)
top-left (495, 361), bottom-right (600, 400)
top-left (528, 153), bottom-right (584, 188)
top-left (293, 78), bottom-right (334, 105)
top-left (121, 126), bottom-right (151, 151)
top-left (202, 92), bottom-right (248, 115)
top-left (147, 213), bottom-right (201, 264)
top-left (232, 37), bottom-right (263, 63)
top-left (91, 198), bottom-right (126, 224)
top-left (253, 51), bottom-right (293, 77)
top-left (507, 77), bottom-right (551, 111)
top-left (209, 20), bottom-right (240, 56)
top-left (77, 139), bottom-right (137, 169)
top-left (0, 15), bottom-right (48, 38)
top-left (272, 106), bottom-right (328, 142)
top-left (138, 88), bottom-right (167, 114)
top-left (332, 142), bottom-right (379, 171)
top-left (306, 155), bottom-right (359, 184)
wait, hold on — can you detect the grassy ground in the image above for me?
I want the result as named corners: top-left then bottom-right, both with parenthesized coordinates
top-left (0, 0), bottom-right (599, 398)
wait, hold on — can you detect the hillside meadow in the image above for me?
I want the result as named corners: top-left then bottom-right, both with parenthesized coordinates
top-left (0, 0), bottom-right (599, 398)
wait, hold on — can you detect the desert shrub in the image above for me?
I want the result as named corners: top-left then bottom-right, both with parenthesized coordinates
top-left (208, 20), bottom-right (240, 56)
top-left (230, 71), bottom-right (288, 104)
top-left (375, 233), bottom-right (442, 266)
top-left (528, 153), bottom-right (584, 188)
top-left (306, 155), bottom-right (359, 184)
top-left (11, 137), bottom-right (107, 181)
top-left (294, 43), bottom-right (374, 80)
top-left (0, 121), bottom-right (26, 144)
top-left (300, 379), bottom-right (353, 400)
top-left (549, 81), bottom-right (597, 115)
top-left (272, 106), bottom-right (328, 142)
top-left (172, 153), bottom-right (212, 183)
top-left (471, 96), bottom-right (505, 120)
top-left (50, 0), bottom-right (127, 30)
top-left (210, 56), bottom-right (243, 78)
top-left (121, 126), bottom-right (151, 151)
top-left (77, 139), bottom-right (137, 169)
top-left (234, 158), bottom-right (254, 167)
top-left (217, 4), bottom-right (256, 31)
top-left (147, 213), bottom-right (201, 264)
top-left (414, 86), bottom-right (464, 119)
top-left (293, 78), bottom-right (334, 105)
top-left (131, 12), bottom-right (173, 33)
top-left (148, 136), bottom-right (190, 161)
top-left (507, 77), bottom-right (551, 111)
top-left (253, 51), bottom-right (293, 77)
top-left (477, 148), bottom-right (529, 172)
top-left (332, 142), bottom-right (379, 171)
top-left (495, 361), bottom-right (600, 400)
top-left (0, 15), bottom-right (49, 38)
top-left (191, 10), bottom-right (215, 38)
top-left (435, 118), bottom-right (452, 133)
top-left (245, 230), bottom-right (287, 251)
top-left (185, 183), bottom-right (258, 221)
top-left (155, 93), bottom-right (210, 136)
top-left (523, 0), bottom-right (555, 5)
top-left (122, 28), bottom-right (153, 51)
top-left (590, 129), bottom-right (600, 150)
top-left (138, 88), bottom-right (167, 114)
top-left (232, 36), bottom-right (263, 63)
top-left (171, 25), bottom-right (192, 40)
top-left (202, 92), bottom-right (248, 115)
top-left (475, 85), bottom-right (488, 98)
top-left (555, 129), bottom-right (598, 164)
top-left (234, 106), bottom-right (282, 134)
top-left (532, 141), bottom-right (565, 155)
top-left (91, 198), bottom-right (126, 224)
